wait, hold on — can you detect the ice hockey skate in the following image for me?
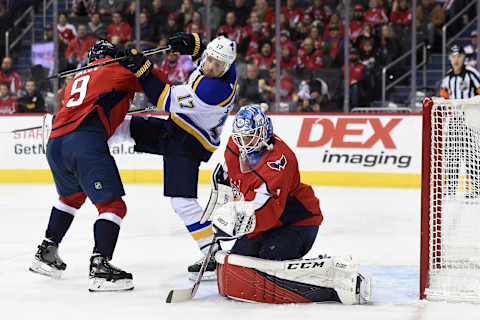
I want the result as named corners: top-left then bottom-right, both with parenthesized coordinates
top-left (188, 254), bottom-right (217, 281)
top-left (357, 273), bottom-right (372, 304)
top-left (29, 240), bottom-right (66, 279)
top-left (88, 253), bottom-right (134, 292)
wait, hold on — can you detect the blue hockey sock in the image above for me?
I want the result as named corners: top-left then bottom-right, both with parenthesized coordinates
top-left (93, 219), bottom-right (120, 259)
top-left (45, 207), bottom-right (74, 244)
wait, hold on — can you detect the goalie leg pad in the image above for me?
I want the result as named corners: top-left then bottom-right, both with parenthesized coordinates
top-left (216, 251), bottom-right (370, 304)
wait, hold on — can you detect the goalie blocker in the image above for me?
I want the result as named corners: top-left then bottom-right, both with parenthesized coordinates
top-left (215, 251), bottom-right (371, 304)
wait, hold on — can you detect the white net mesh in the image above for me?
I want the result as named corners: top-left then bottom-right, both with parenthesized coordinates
top-left (426, 97), bottom-right (480, 302)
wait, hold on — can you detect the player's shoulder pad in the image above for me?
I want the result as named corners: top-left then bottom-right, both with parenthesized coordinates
top-left (191, 64), bottom-right (237, 106)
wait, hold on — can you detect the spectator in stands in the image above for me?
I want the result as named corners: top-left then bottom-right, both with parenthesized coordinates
top-left (253, 41), bottom-right (275, 71)
top-left (464, 31), bottom-right (478, 68)
top-left (198, 0), bottom-right (223, 35)
top-left (0, 82), bottom-right (17, 114)
top-left (107, 11), bottom-right (132, 44)
top-left (280, 46), bottom-right (297, 71)
top-left (390, 0), bottom-right (412, 26)
top-left (416, 0), bottom-right (445, 51)
top-left (279, 30), bottom-right (297, 56)
top-left (305, 0), bottom-right (332, 29)
top-left (350, 4), bottom-right (366, 43)
top-left (336, 0), bottom-right (353, 22)
top-left (238, 63), bottom-right (265, 108)
top-left (150, 0), bottom-right (168, 40)
top-left (65, 24), bottom-right (96, 68)
top-left (88, 12), bottom-right (105, 40)
top-left (298, 37), bottom-right (325, 71)
top-left (322, 25), bottom-right (343, 68)
top-left (217, 11), bottom-right (244, 44)
top-left (177, 0), bottom-right (196, 29)
top-left (160, 52), bottom-right (189, 85)
top-left (242, 11), bottom-right (270, 59)
top-left (18, 80), bottom-right (45, 113)
top-left (71, 0), bottom-right (97, 17)
top-left (378, 24), bottom-right (400, 69)
top-left (164, 13), bottom-right (182, 38)
top-left (186, 12), bottom-right (207, 39)
top-left (260, 67), bottom-right (295, 104)
top-left (355, 23), bottom-right (376, 51)
top-left (323, 13), bottom-right (345, 41)
top-left (99, 0), bottom-right (129, 16)
top-left (281, 0), bottom-right (304, 28)
top-left (124, 1), bottom-right (137, 28)
top-left (365, 0), bottom-right (389, 32)
top-left (342, 48), bottom-right (366, 109)
top-left (227, 0), bottom-right (251, 26)
top-left (0, 57), bottom-right (22, 97)
top-left (139, 11), bottom-right (156, 43)
top-left (293, 13), bottom-right (312, 43)
top-left (57, 13), bottom-right (77, 45)
top-left (252, 0), bottom-right (275, 26)
top-left (297, 78), bottom-right (329, 112)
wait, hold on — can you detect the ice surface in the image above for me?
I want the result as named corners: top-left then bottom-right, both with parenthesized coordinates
top-left (1, 184), bottom-right (479, 320)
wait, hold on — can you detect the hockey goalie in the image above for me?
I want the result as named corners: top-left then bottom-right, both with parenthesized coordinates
top-left (203, 104), bottom-right (371, 304)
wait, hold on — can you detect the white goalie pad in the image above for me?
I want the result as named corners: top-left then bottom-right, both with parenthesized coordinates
top-left (211, 201), bottom-right (256, 237)
top-left (215, 251), bottom-right (371, 305)
top-left (201, 163), bottom-right (235, 224)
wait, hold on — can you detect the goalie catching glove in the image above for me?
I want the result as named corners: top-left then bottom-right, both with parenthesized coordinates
top-left (210, 201), bottom-right (256, 237)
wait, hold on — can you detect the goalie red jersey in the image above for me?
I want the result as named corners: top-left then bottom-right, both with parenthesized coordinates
top-left (224, 134), bottom-right (323, 239)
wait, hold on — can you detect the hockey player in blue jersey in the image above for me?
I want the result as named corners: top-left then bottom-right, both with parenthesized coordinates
top-left (111, 32), bottom-right (237, 280)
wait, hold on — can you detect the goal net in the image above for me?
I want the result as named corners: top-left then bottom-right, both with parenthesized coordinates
top-left (421, 97), bottom-right (480, 302)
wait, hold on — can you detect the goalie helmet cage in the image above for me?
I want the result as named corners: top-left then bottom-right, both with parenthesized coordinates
top-left (421, 96), bottom-right (480, 303)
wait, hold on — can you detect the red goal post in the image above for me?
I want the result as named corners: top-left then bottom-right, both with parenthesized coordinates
top-left (421, 96), bottom-right (480, 302)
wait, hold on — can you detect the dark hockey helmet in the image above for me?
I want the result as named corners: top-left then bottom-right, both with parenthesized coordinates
top-left (232, 104), bottom-right (273, 172)
top-left (88, 40), bottom-right (119, 63)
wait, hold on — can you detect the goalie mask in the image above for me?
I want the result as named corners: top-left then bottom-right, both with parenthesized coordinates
top-left (200, 36), bottom-right (236, 77)
top-left (88, 40), bottom-right (119, 63)
top-left (232, 105), bottom-right (273, 173)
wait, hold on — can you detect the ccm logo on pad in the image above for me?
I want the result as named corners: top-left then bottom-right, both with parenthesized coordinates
top-left (297, 118), bottom-right (402, 149)
top-left (287, 261), bottom-right (325, 269)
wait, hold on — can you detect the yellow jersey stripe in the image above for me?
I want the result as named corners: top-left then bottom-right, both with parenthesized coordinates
top-left (134, 60), bottom-right (152, 78)
top-left (192, 33), bottom-right (201, 57)
top-left (171, 112), bottom-right (217, 152)
top-left (192, 74), bottom-right (204, 92)
top-left (219, 78), bottom-right (237, 107)
top-left (191, 226), bottom-right (213, 240)
top-left (156, 84), bottom-right (170, 110)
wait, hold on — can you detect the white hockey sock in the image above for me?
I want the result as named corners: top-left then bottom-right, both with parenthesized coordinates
top-left (171, 197), bottom-right (214, 255)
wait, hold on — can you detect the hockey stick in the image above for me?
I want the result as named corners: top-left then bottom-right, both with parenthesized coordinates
top-left (0, 105), bottom-right (160, 134)
top-left (47, 46), bottom-right (171, 80)
top-left (165, 236), bottom-right (238, 303)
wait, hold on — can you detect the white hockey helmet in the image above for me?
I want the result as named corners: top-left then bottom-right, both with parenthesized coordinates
top-left (200, 36), bottom-right (237, 77)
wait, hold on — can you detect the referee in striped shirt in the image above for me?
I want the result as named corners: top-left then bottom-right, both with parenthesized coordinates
top-left (440, 44), bottom-right (480, 99)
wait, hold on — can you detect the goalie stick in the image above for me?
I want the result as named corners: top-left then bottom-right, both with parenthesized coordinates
top-left (165, 236), bottom-right (237, 303)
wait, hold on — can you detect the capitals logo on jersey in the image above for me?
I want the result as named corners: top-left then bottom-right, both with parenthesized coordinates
top-left (267, 154), bottom-right (287, 171)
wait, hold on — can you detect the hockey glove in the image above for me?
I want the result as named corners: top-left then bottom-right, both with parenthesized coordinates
top-left (118, 48), bottom-right (152, 82)
top-left (201, 163), bottom-right (234, 224)
top-left (167, 32), bottom-right (204, 61)
top-left (211, 201), bottom-right (256, 237)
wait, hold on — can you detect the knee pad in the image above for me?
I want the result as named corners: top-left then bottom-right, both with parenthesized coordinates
top-left (57, 192), bottom-right (87, 215)
top-left (95, 197), bottom-right (127, 226)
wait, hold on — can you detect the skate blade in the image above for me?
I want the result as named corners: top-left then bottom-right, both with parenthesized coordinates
top-left (29, 259), bottom-right (63, 279)
top-left (359, 276), bottom-right (372, 304)
top-left (88, 278), bottom-right (134, 292)
top-left (188, 270), bottom-right (216, 281)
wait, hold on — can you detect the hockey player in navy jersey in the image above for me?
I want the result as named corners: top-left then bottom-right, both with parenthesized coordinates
top-left (111, 32), bottom-right (237, 280)
top-left (205, 105), bottom-right (371, 304)
top-left (29, 40), bottom-right (168, 291)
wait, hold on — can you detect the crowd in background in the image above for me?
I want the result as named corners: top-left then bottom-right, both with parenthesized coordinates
top-left (0, 0), bottom-right (477, 114)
